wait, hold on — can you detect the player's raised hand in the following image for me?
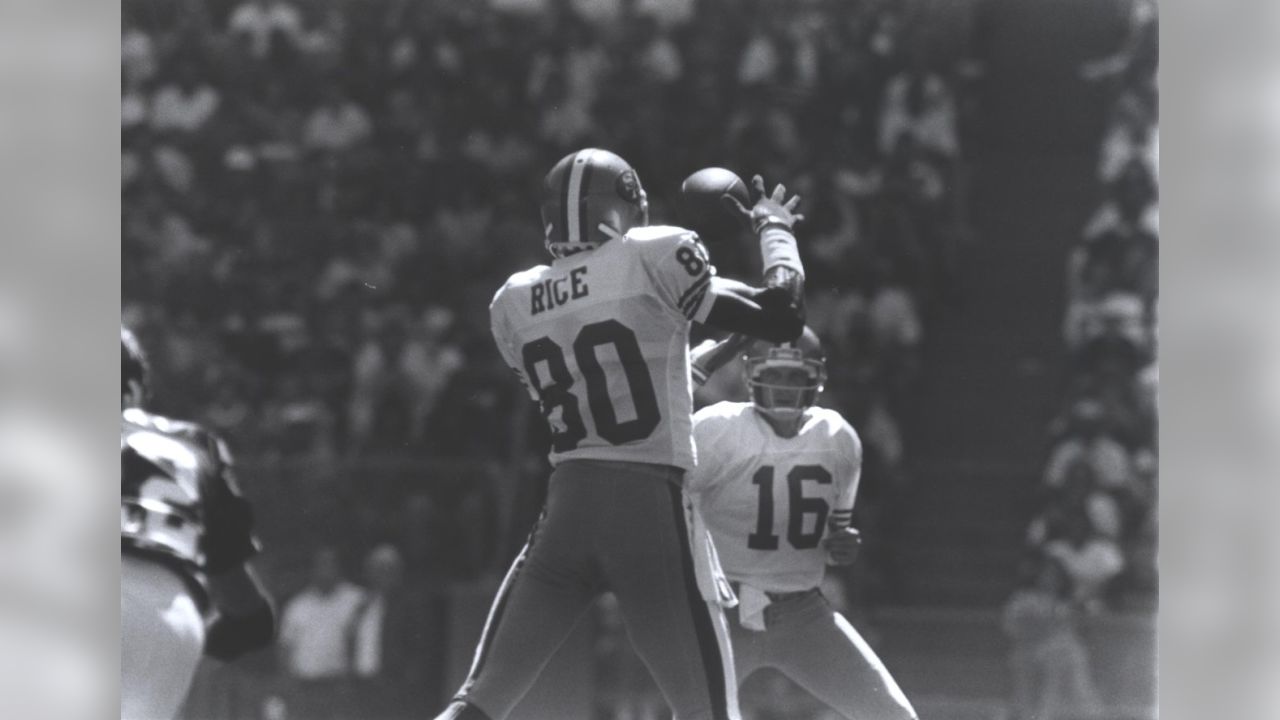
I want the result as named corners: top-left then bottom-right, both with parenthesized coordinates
top-left (823, 526), bottom-right (862, 566)
top-left (721, 175), bottom-right (805, 232)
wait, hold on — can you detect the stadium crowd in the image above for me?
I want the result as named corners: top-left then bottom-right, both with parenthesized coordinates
top-left (1004, 3), bottom-right (1157, 717)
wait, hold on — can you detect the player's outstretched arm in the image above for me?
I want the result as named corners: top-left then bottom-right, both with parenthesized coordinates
top-left (703, 281), bottom-right (803, 343)
top-left (723, 174), bottom-right (807, 307)
top-left (704, 175), bottom-right (806, 343)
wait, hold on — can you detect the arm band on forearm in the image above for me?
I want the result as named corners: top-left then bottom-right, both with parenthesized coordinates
top-left (829, 509), bottom-right (853, 530)
top-left (758, 224), bottom-right (804, 278)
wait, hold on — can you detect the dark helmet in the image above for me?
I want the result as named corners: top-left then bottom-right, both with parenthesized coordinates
top-left (743, 326), bottom-right (827, 423)
top-left (540, 148), bottom-right (649, 259)
top-left (121, 326), bottom-right (150, 409)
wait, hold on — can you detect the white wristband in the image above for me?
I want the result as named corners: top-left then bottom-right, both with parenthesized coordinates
top-left (759, 225), bottom-right (804, 278)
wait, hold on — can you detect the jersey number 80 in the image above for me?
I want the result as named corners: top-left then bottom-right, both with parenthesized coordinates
top-left (522, 319), bottom-right (661, 452)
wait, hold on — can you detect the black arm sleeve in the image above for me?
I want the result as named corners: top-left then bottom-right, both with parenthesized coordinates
top-left (204, 602), bottom-right (276, 661)
top-left (703, 284), bottom-right (804, 344)
top-left (201, 436), bottom-right (261, 575)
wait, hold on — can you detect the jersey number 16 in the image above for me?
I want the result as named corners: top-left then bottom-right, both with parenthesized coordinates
top-left (748, 464), bottom-right (832, 550)
top-left (523, 319), bottom-right (661, 452)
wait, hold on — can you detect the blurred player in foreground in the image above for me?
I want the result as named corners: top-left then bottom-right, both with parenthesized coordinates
top-left (437, 148), bottom-right (806, 720)
top-left (120, 329), bottom-right (275, 720)
top-left (688, 328), bottom-right (918, 720)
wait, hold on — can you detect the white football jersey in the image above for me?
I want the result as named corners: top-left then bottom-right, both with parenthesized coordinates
top-left (688, 401), bottom-right (862, 593)
top-left (491, 225), bottom-right (714, 470)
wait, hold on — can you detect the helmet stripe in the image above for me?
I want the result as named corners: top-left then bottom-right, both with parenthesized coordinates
top-left (565, 149), bottom-right (593, 248)
top-left (559, 154), bottom-right (573, 247)
top-left (577, 157), bottom-right (594, 245)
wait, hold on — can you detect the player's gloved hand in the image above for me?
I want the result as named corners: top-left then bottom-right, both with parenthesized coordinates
top-left (823, 527), bottom-right (862, 566)
top-left (722, 175), bottom-right (805, 233)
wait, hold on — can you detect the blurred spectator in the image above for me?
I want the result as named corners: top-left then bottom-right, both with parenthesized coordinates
top-left (203, 379), bottom-right (253, 444)
top-left (865, 260), bottom-right (923, 372)
top-left (1133, 360), bottom-right (1157, 435)
top-left (1043, 400), bottom-right (1132, 493)
top-left (121, 14), bottom-right (157, 86)
top-left (347, 307), bottom-right (464, 453)
top-left (1042, 512), bottom-right (1125, 612)
top-left (303, 86), bottom-right (374, 154)
top-left (1029, 458), bottom-right (1121, 548)
top-left (1002, 560), bottom-right (1103, 720)
top-left (636, 0), bottom-right (695, 27)
top-left (149, 62), bottom-right (221, 135)
top-left (1098, 93), bottom-right (1158, 183)
top-left (1078, 0), bottom-right (1157, 88)
top-left (638, 22), bottom-right (684, 85)
top-left (122, 78), bottom-right (149, 134)
top-left (1079, 162), bottom-right (1158, 251)
top-left (879, 54), bottom-right (960, 160)
top-left (1074, 297), bottom-right (1149, 385)
top-left (1029, 460), bottom-right (1123, 545)
top-left (260, 375), bottom-right (337, 459)
top-left (228, 0), bottom-right (304, 59)
top-left (350, 544), bottom-right (432, 719)
top-left (737, 22), bottom-right (781, 87)
top-left (1066, 291), bottom-right (1148, 362)
top-left (278, 547), bottom-right (366, 719)
top-left (1116, 507), bottom-right (1158, 612)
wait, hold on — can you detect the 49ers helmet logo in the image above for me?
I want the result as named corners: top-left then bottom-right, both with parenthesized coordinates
top-left (616, 169), bottom-right (642, 203)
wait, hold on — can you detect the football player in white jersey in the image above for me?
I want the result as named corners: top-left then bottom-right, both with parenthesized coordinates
top-left (688, 328), bottom-right (918, 720)
top-left (437, 148), bottom-right (807, 720)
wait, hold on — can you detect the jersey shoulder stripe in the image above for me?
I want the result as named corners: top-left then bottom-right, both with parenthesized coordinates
top-left (679, 277), bottom-right (712, 319)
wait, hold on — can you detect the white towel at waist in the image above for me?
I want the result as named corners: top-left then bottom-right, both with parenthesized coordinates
top-left (683, 490), bottom-right (738, 609)
top-left (736, 584), bottom-right (772, 632)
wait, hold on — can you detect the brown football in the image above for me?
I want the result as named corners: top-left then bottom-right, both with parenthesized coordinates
top-left (678, 167), bottom-right (751, 242)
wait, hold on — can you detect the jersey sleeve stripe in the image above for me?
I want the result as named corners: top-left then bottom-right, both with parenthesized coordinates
top-left (680, 280), bottom-right (707, 313)
top-left (677, 271), bottom-right (711, 309)
top-left (681, 284), bottom-right (711, 320)
top-left (678, 276), bottom-right (712, 316)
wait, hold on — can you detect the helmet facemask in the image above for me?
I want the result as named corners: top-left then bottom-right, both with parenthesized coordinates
top-left (744, 347), bottom-right (826, 424)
